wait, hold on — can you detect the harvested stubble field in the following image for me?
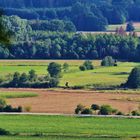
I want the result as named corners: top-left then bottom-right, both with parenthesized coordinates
top-left (0, 88), bottom-right (139, 114)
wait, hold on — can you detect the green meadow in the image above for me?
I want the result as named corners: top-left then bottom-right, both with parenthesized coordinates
top-left (0, 60), bottom-right (139, 88)
top-left (0, 115), bottom-right (139, 139)
top-left (0, 91), bottom-right (38, 99)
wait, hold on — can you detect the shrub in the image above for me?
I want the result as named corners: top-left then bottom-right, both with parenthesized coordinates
top-left (24, 106), bottom-right (31, 112)
top-left (126, 21), bottom-right (135, 32)
top-left (131, 110), bottom-right (140, 116)
top-left (79, 60), bottom-right (94, 71)
top-left (100, 105), bottom-right (113, 115)
top-left (29, 70), bottom-right (37, 82)
top-left (79, 65), bottom-right (86, 71)
top-left (0, 128), bottom-right (10, 135)
top-left (91, 104), bottom-right (100, 114)
top-left (83, 61), bottom-right (94, 70)
top-left (0, 98), bottom-right (7, 108)
top-left (3, 105), bottom-right (22, 112)
top-left (101, 56), bottom-right (115, 66)
top-left (72, 85), bottom-right (85, 89)
top-left (81, 108), bottom-right (93, 115)
top-left (75, 104), bottom-right (85, 114)
top-left (19, 73), bottom-right (28, 83)
top-left (3, 105), bottom-right (12, 112)
top-left (11, 72), bottom-right (20, 87)
top-left (116, 111), bottom-right (124, 115)
top-left (112, 109), bottom-right (118, 114)
top-left (63, 63), bottom-right (69, 72)
top-left (49, 78), bottom-right (59, 87)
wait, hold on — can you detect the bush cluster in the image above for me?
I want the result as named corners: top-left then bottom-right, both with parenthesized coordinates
top-left (75, 104), bottom-right (123, 115)
top-left (79, 61), bottom-right (94, 71)
top-left (101, 56), bottom-right (116, 67)
top-left (0, 128), bottom-right (10, 135)
top-left (0, 98), bottom-right (22, 112)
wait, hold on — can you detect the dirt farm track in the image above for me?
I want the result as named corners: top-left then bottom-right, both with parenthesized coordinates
top-left (0, 88), bottom-right (138, 114)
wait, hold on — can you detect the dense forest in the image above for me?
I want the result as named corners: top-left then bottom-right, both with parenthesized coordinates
top-left (0, 15), bottom-right (139, 61)
top-left (1, 0), bottom-right (140, 31)
top-left (0, 1), bottom-right (140, 61)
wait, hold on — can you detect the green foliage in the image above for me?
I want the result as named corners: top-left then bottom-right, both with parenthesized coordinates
top-left (81, 108), bottom-right (93, 115)
top-left (75, 104), bottom-right (85, 114)
top-left (49, 78), bottom-right (59, 87)
top-left (91, 104), bottom-right (100, 111)
top-left (30, 20), bottom-right (76, 32)
top-left (29, 70), bottom-right (37, 82)
top-left (0, 68), bottom-right (60, 88)
top-left (125, 67), bottom-right (140, 88)
top-left (131, 110), bottom-right (140, 116)
top-left (0, 12), bottom-right (12, 45)
top-left (0, 18), bottom-right (139, 61)
top-left (99, 105), bottom-right (114, 115)
top-left (19, 73), bottom-right (28, 83)
top-left (0, 98), bottom-right (22, 112)
top-left (83, 61), bottom-right (94, 70)
top-left (0, 98), bottom-right (6, 108)
top-left (0, 128), bottom-right (10, 135)
top-left (1, 0), bottom-right (140, 31)
top-left (47, 62), bottom-right (62, 78)
top-left (79, 65), bottom-right (86, 71)
top-left (63, 63), bottom-right (69, 72)
top-left (0, 92), bottom-right (38, 98)
top-left (126, 21), bottom-right (135, 31)
top-left (79, 61), bottom-right (94, 71)
top-left (101, 56), bottom-right (115, 66)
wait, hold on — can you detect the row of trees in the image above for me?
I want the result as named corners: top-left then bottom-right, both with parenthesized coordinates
top-left (0, 62), bottom-right (62, 88)
top-left (2, 32), bottom-right (140, 61)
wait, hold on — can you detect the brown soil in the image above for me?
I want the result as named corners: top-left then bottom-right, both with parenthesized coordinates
top-left (1, 88), bottom-right (139, 114)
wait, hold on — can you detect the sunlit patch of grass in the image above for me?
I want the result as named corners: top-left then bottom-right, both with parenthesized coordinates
top-left (0, 91), bottom-right (38, 98)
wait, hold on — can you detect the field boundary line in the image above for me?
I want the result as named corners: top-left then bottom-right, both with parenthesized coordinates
top-left (0, 113), bottom-right (140, 118)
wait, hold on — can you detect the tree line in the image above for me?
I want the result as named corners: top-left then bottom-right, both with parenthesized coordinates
top-left (1, 15), bottom-right (140, 61)
top-left (1, 32), bottom-right (140, 62)
top-left (2, 0), bottom-right (140, 31)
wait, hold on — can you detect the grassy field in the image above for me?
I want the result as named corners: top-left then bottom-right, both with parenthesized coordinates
top-left (0, 91), bottom-right (38, 98)
top-left (0, 136), bottom-right (126, 140)
top-left (0, 115), bottom-right (139, 140)
top-left (0, 60), bottom-right (139, 88)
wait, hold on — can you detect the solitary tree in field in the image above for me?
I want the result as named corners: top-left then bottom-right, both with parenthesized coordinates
top-left (47, 62), bottom-right (61, 78)
top-left (125, 67), bottom-right (140, 88)
top-left (101, 56), bottom-right (115, 66)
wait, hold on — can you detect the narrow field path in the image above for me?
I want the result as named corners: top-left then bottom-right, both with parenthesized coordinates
top-left (0, 112), bottom-right (140, 119)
